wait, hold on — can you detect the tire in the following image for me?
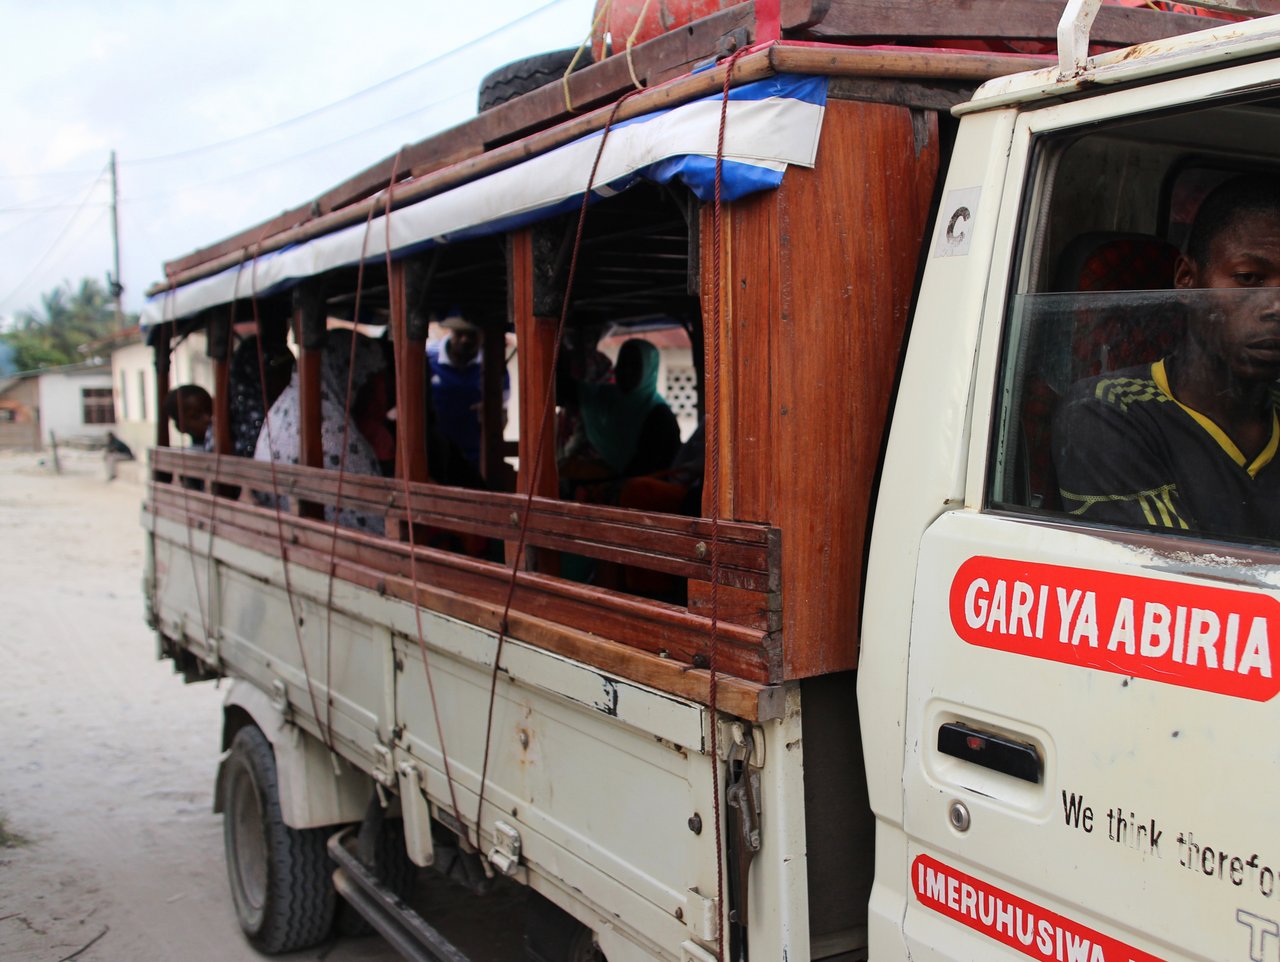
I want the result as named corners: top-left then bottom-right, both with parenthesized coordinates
top-left (523, 894), bottom-right (605, 962)
top-left (478, 49), bottom-right (590, 112)
top-left (222, 725), bottom-right (336, 954)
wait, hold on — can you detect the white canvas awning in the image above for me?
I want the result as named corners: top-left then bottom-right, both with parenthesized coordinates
top-left (143, 74), bottom-right (827, 328)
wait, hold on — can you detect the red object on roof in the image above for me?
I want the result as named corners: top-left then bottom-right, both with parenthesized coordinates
top-left (591, 0), bottom-right (1246, 62)
top-left (592, 0), bottom-right (731, 60)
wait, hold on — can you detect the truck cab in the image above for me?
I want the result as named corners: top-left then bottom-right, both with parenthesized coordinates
top-left (870, 13), bottom-right (1280, 959)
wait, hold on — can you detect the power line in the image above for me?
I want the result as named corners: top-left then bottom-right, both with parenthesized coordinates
top-left (0, 166), bottom-right (109, 311)
top-left (122, 0), bottom-right (572, 168)
top-left (0, 208), bottom-right (57, 244)
top-left (0, 173), bottom-right (112, 215)
top-left (0, 208), bottom-right (109, 315)
top-left (0, 201), bottom-right (111, 215)
top-left (121, 84), bottom-right (474, 206)
top-left (0, 165), bottom-right (105, 183)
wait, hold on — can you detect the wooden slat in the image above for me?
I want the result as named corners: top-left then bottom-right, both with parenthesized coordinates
top-left (770, 45), bottom-right (1055, 86)
top-left (773, 98), bottom-right (936, 677)
top-left (150, 450), bottom-right (776, 590)
top-left (807, 0), bottom-right (1220, 43)
top-left (708, 98), bottom-right (938, 679)
top-left (152, 450), bottom-right (773, 558)
top-left (151, 496), bottom-right (773, 717)
top-left (150, 489), bottom-right (772, 682)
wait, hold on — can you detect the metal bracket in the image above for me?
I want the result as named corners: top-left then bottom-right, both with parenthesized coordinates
top-left (396, 761), bottom-right (436, 867)
top-left (270, 678), bottom-right (289, 714)
top-left (370, 743), bottom-right (396, 789)
top-left (684, 889), bottom-right (720, 944)
top-left (486, 820), bottom-right (522, 877)
top-left (1057, 0), bottom-right (1102, 80)
top-left (718, 720), bottom-right (765, 768)
top-left (725, 728), bottom-right (762, 928)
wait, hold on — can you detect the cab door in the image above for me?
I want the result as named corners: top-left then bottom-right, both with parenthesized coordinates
top-left (896, 60), bottom-right (1280, 962)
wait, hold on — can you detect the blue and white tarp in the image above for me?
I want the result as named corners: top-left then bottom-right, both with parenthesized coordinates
top-left (143, 74), bottom-right (827, 328)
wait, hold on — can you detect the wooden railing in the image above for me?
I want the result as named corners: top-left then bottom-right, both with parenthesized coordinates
top-left (148, 450), bottom-right (783, 689)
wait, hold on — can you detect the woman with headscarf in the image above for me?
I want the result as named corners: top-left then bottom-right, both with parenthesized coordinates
top-left (579, 338), bottom-right (680, 478)
top-left (254, 329), bottom-right (387, 535)
top-left (229, 335), bottom-right (295, 459)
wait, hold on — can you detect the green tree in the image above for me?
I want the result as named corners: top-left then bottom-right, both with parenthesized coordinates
top-left (1, 278), bottom-right (125, 372)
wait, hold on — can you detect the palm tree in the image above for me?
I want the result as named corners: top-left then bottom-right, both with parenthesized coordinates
top-left (2, 278), bottom-right (120, 372)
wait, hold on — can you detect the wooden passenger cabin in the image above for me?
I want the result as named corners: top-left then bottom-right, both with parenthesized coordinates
top-left (144, 0), bottom-right (1251, 712)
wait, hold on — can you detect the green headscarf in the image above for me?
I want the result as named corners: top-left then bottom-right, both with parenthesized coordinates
top-left (579, 339), bottom-right (665, 474)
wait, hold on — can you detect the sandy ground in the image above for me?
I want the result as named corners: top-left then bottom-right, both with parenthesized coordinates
top-left (0, 449), bottom-right (523, 962)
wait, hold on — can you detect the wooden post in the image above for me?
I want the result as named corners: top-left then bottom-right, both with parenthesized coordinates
top-left (480, 319), bottom-right (506, 486)
top-left (509, 229), bottom-right (558, 571)
top-left (207, 307), bottom-right (234, 456)
top-left (293, 284), bottom-right (326, 519)
top-left (391, 259), bottom-right (428, 485)
top-left (154, 325), bottom-right (171, 450)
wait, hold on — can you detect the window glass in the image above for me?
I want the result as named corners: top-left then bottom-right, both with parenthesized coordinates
top-left (82, 387), bottom-right (115, 425)
top-left (988, 92), bottom-right (1280, 546)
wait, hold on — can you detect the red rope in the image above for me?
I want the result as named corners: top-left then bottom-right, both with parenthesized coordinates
top-left (247, 236), bottom-right (335, 752)
top-left (470, 86), bottom-right (645, 855)
top-left (708, 44), bottom-right (751, 962)
top-left (378, 165), bottom-right (473, 846)
top-left (318, 148), bottom-right (402, 752)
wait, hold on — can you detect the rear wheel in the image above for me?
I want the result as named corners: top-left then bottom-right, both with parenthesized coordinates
top-left (222, 725), bottom-right (335, 953)
top-left (523, 894), bottom-right (605, 962)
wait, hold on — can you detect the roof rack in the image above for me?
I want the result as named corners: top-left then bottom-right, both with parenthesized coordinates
top-left (152, 0), bottom-right (1280, 293)
top-left (1060, 0), bottom-right (1280, 78)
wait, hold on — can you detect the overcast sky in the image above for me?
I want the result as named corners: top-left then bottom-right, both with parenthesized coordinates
top-left (0, 0), bottom-right (597, 323)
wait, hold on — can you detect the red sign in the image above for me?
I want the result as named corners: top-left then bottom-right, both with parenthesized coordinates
top-left (948, 557), bottom-right (1280, 701)
top-left (913, 854), bottom-right (1165, 962)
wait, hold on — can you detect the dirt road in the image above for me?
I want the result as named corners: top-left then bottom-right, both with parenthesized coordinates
top-left (0, 449), bottom-right (405, 962)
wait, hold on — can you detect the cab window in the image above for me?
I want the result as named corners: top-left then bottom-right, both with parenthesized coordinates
top-left (989, 92), bottom-right (1280, 546)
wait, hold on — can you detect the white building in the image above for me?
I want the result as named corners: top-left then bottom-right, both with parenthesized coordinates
top-left (0, 361), bottom-right (114, 449)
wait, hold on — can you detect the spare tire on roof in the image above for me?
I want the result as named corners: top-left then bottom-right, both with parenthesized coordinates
top-left (477, 48), bottom-right (590, 112)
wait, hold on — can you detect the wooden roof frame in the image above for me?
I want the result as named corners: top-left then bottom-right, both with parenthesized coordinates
top-left (150, 0), bottom-right (1255, 296)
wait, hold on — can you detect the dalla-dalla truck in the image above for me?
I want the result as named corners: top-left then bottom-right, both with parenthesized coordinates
top-left (140, 1), bottom-right (1280, 959)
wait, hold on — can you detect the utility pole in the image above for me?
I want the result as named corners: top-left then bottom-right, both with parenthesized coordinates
top-left (109, 150), bottom-right (124, 329)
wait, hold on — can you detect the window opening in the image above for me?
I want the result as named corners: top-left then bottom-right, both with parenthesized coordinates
top-left (538, 181), bottom-right (705, 598)
top-left (82, 387), bottom-right (115, 425)
top-left (988, 90), bottom-right (1280, 547)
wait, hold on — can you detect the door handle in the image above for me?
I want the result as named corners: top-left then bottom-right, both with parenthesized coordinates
top-left (937, 722), bottom-right (1042, 784)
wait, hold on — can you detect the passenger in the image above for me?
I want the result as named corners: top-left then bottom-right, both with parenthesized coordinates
top-left (355, 337), bottom-right (396, 476)
top-left (103, 430), bottom-right (134, 481)
top-left (1053, 175), bottom-right (1280, 539)
top-left (557, 338), bottom-right (613, 472)
top-left (254, 329), bottom-right (387, 535)
top-left (162, 384), bottom-right (213, 449)
top-left (578, 338), bottom-right (680, 478)
top-left (427, 312), bottom-right (507, 470)
top-left (228, 335), bottom-right (295, 459)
